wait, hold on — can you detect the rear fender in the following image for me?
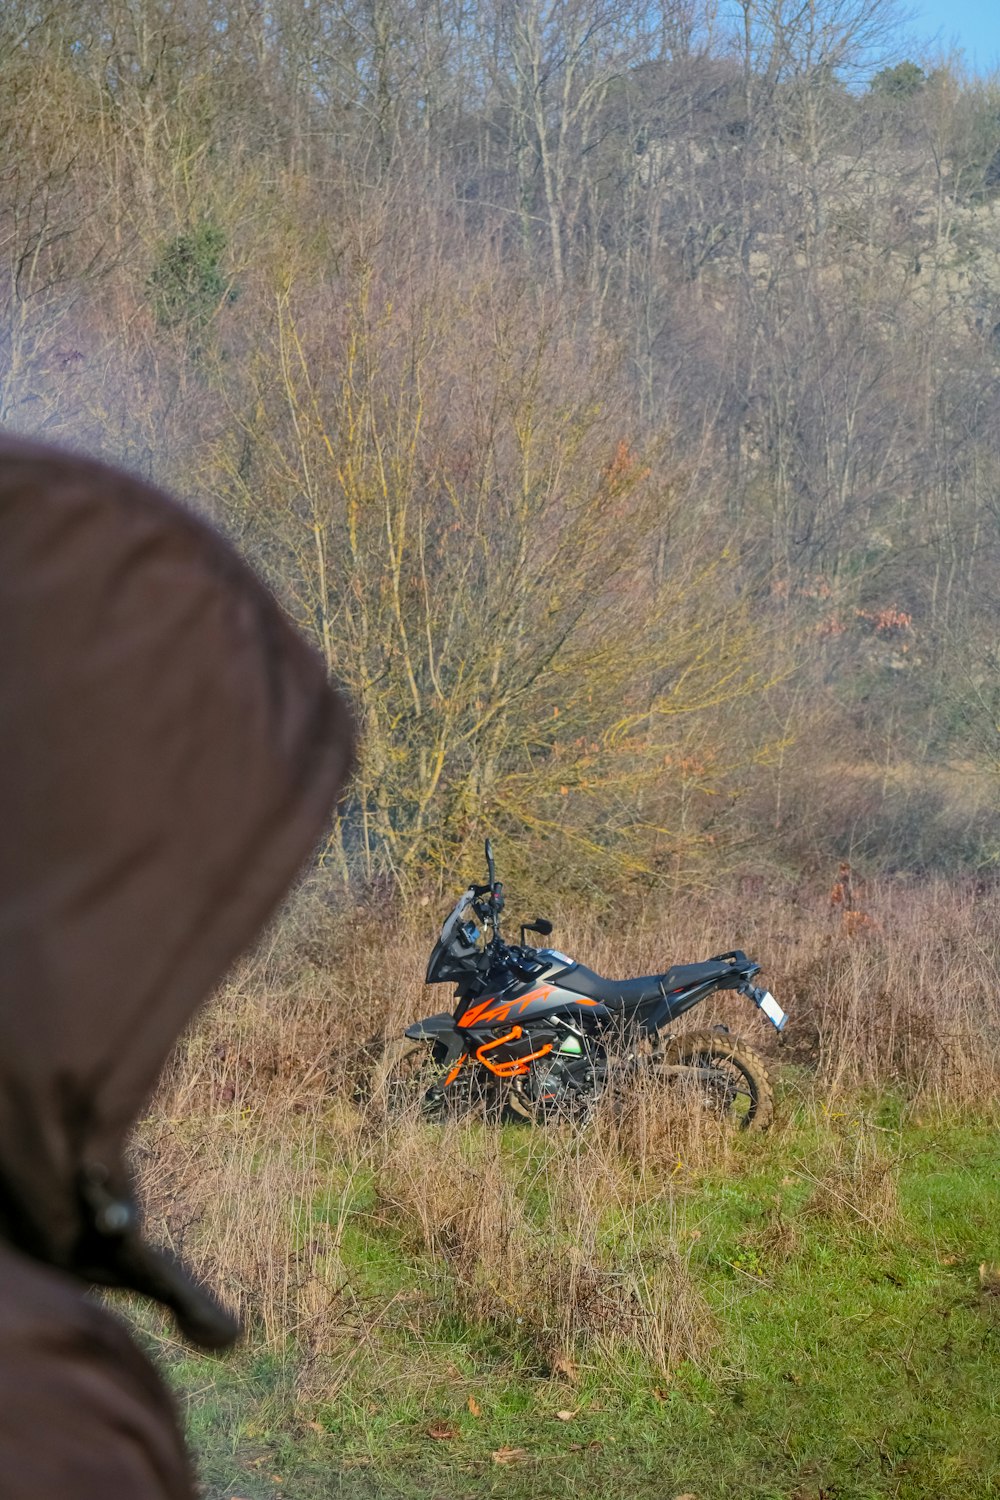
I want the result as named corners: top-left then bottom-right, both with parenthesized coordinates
top-left (647, 980), bottom-right (723, 1033)
top-left (647, 954), bottom-right (760, 1033)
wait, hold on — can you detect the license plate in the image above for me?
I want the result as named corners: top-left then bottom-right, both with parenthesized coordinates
top-left (758, 990), bottom-right (787, 1031)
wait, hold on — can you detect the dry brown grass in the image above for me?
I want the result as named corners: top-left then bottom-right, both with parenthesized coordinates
top-left (799, 1112), bottom-right (903, 1236)
top-left (589, 1052), bottom-right (744, 1182)
top-left (368, 1115), bottom-right (714, 1375)
top-left (137, 1104), bottom-right (356, 1350)
top-left (565, 874), bottom-right (1000, 1112)
top-left (164, 872), bottom-right (1000, 1114)
top-left (134, 876), bottom-right (1000, 1378)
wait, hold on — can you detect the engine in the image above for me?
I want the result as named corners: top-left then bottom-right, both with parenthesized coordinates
top-left (510, 1028), bottom-right (605, 1121)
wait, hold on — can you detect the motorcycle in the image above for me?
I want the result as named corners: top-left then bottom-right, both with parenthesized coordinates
top-left (377, 839), bottom-right (787, 1130)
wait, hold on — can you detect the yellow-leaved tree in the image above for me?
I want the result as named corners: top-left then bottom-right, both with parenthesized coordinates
top-left (212, 211), bottom-right (775, 896)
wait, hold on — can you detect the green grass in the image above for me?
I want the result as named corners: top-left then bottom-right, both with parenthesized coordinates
top-left (150, 1110), bottom-right (1000, 1500)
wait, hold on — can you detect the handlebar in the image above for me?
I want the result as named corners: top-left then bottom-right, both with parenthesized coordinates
top-left (431, 839), bottom-right (554, 988)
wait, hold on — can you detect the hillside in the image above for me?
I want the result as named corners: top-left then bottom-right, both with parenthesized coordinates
top-left (2, 2), bottom-right (1000, 892)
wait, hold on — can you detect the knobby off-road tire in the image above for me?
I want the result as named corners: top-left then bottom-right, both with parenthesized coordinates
top-left (367, 1036), bottom-right (449, 1118)
top-left (656, 1030), bottom-right (775, 1132)
top-left (368, 1037), bottom-right (503, 1121)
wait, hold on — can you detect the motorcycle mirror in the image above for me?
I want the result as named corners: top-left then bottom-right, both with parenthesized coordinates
top-left (485, 837), bottom-right (496, 888)
top-left (525, 917), bottom-right (552, 936)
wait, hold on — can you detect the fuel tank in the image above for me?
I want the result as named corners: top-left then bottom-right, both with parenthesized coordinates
top-left (454, 978), bottom-right (605, 1030)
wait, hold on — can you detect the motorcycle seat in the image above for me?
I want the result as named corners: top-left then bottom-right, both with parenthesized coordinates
top-left (556, 959), bottom-right (736, 1009)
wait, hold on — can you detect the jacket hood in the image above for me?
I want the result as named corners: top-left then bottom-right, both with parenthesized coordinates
top-left (0, 436), bottom-right (354, 1346)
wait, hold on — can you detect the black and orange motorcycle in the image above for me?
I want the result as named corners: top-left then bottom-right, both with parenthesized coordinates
top-left (377, 841), bottom-right (786, 1130)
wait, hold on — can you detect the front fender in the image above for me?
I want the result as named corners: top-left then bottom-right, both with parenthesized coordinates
top-left (404, 1013), bottom-right (466, 1067)
top-left (405, 1012), bottom-right (457, 1040)
top-left (405, 1013), bottom-right (465, 1049)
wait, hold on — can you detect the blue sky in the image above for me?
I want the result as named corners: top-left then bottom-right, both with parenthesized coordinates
top-left (911, 0), bottom-right (1000, 69)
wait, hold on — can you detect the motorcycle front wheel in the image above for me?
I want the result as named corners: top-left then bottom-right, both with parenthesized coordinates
top-left (368, 1038), bottom-right (499, 1121)
top-left (654, 1030), bottom-right (774, 1131)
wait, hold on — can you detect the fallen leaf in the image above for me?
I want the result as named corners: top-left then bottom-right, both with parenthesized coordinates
top-left (426, 1423), bottom-right (458, 1441)
top-left (467, 1396), bottom-right (481, 1417)
top-left (492, 1447), bottom-right (530, 1465)
top-left (979, 1262), bottom-right (1000, 1294)
top-left (554, 1409), bottom-right (576, 1422)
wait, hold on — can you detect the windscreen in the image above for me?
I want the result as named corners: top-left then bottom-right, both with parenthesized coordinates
top-left (426, 888), bottom-right (484, 984)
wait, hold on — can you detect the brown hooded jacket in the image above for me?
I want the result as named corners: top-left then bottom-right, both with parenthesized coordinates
top-left (0, 436), bottom-right (355, 1497)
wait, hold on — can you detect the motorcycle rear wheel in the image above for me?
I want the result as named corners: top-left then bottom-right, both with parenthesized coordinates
top-left (654, 1030), bottom-right (774, 1131)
